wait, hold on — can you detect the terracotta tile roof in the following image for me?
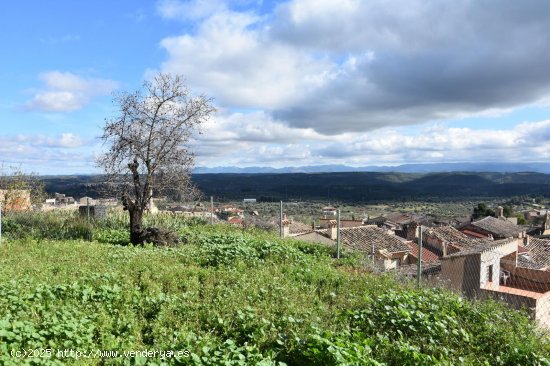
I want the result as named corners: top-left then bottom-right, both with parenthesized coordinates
top-left (516, 254), bottom-right (545, 270)
top-left (469, 216), bottom-right (523, 238)
top-left (288, 221), bottom-right (313, 235)
top-left (407, 243), bottom-right (440, 263)
top-left (461, 229), bottom-right (488, 239)
top-left (523, 238), bottom-right (550, 269)
top-left (424, 226), bottom-right (484, 249)
top-left (483, 283), bottom-right (544, 299)
top-left (395, 263), bottom-right (441, 277)
top-left (339, 226), bottom-right (411, 254)
top-left (443, 238), bottom-right (517, 258)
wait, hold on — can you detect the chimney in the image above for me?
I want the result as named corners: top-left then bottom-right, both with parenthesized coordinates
top-left (406, 221), bottom-right (418, 241)
top-left (328, 220), bottom-right (338, 240)
top-left (524, 235), bottom-right (530, 247)
top-left (442, 242), bottom-right (447, 257)
top-left (496, 206), bottom-right (504, 218)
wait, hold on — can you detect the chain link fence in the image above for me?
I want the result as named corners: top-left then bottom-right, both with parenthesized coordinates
top-left (2, 198), bottom-right (550, 328)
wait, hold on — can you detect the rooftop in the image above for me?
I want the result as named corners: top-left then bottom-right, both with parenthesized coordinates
top-left (424, 226), bottom-right (484, 249)
top-left (469, 216), bottom-right (523, 238)
top-left (483, 282), bottom-right (544, 299)
top-left (407, 243), bottom-right (440, 263)
top-left (443, 238), bottom-right (517, 259)
top-left (523, 238), bottom-right (550, 269)
top-left (288, 221), bottom-right (313, 235)
top-left (339, 226), bottom-right (411, 254)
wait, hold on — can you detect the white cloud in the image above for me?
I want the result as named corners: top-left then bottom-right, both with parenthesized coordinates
top-left (158, 0), bottom-right (550, 135)
top-left (192, 114), bottom-right (550, 166)
top-left (199, 110), bottom-right (327, 143)
top-left (160, 9), bottom-right (335, 110)
top-left (11, 133), bottom-right (87, 149)
top-left (0, 133), bottom-right (93, 174)
top-left (313, 120), bottom-right (550, 163)
top-left (25, 71), bottom-right (117, 112)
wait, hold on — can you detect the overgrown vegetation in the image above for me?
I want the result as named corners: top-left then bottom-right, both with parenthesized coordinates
top-left (0, 211), bottom-right (549, 364)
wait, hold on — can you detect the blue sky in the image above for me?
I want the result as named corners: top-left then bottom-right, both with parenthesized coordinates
top-left (2, 0), bottom-right (550, 174)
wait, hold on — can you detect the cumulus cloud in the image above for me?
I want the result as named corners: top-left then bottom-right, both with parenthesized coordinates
top-left (313, 120), bottom-right (550, 164)
top-left (0, 133), bottom-right (93, 173)
top-left (158, 0), bottom-right (550, 134)
top-left (192, 112), bottom-right (550, 166)
top-left (25, 71), bottom-right (117, 112)
top-left (10, 133), bottom-right (87, 149)
top-left (160, 9), bottom-right (333, 110)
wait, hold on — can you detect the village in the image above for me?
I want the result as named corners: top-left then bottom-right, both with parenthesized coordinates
top-left (3, 187), bottom-right (550, 329)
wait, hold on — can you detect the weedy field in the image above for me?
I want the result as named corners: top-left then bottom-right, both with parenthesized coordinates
top-left (0, 211), bottom-right (549, 365)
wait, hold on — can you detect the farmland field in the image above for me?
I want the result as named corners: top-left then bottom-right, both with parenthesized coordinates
top-left (0, 211), bottom-right (549, 365)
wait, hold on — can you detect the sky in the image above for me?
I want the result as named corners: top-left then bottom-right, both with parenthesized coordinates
top-left (2, 0), bottom-right (550, 174)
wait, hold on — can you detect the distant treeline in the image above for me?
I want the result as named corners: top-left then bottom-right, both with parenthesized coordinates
top-left (40, 172), bottom-right (550, 203)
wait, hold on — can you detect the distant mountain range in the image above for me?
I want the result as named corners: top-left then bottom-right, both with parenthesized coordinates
top-left (194, 162), bottom-right (550, 174)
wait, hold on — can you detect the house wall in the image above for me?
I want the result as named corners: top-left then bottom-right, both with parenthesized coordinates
top-left (379, 252), bottom-right (408, 270)
top-left (479, 240), bottom-right (519, 290)
top-left (479, 288), bottom-right (537, 316)
top-left (536, 292), bottom-right (550, 329)
top-left (424, 234), bottom-right (445, 256)
top-left (479, 288), bottom-right (550, 329)
top-left (480, 250), bottom-right (502, 290)
top-left (382, 258), bottom-right (397, 270)
top-left (441, 255), bottom-right (482, 298)
top-left (502, 266), bottom-right (550, 293)
top-left (0, 189), bottom-right (31, 211)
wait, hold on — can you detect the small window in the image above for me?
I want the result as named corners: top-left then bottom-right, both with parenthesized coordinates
top-left (488, 264), bottom-right (493, 282)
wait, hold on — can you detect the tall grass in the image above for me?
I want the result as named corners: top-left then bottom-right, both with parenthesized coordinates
top-left (2, 209), bottom-right (210, 244)
top-left (0, 226), bottom-right (549, 364)
top-left (2, 210), bottom-right (92, 241)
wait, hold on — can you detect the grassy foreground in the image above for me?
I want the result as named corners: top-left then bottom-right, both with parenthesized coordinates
top-left (0, 212), bottom-right (549, 365)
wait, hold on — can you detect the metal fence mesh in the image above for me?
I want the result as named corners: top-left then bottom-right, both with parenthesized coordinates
top-left (1, 199), bottom-right (549, 328)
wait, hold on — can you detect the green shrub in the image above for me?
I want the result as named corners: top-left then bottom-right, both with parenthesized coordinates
top-left (0, 215), bottom-right (549, 365)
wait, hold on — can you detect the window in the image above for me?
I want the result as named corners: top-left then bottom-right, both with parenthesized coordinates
top-left (488, 264), bottom-right (493, 282)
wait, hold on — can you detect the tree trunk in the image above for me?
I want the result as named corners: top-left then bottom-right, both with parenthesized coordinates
top-left (129, 206), bottom-right (144, 245)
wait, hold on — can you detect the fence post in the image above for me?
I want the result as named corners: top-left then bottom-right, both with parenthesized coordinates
top-left (210, 196), bottom-right (214, 225)
top-left (336, 208), bottom-right (341, 259)
top-left (417, 225), bottom-right (423, 286)
top-left (86, 198), bottom-right (90, 224)
top-left (0, 201), bottom-right (2, 245)
top-left (279, 201), bottom-right (283, 238)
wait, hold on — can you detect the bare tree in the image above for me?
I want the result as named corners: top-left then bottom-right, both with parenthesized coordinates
top-left (98, 73), bottom-right (215, 244)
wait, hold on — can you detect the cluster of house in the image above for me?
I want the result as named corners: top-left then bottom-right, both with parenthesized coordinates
top-left (44, 194), bottom-right (118, 209)
top-left (161, 204), bottom-right (247, 224)
top-left (283, 207), bottom-right (550, 328)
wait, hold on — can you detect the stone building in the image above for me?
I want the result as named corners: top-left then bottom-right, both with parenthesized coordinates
top-left (423, 226), bottom-right (485, 257)
top-left (0, 189), bottom-right (31, 211)
top-left (440, 238), bottom-right (550, 328)
top-left (287, 221), bottom-right (413, 270)
top-left (459, 216), bottom-right (525, 239)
